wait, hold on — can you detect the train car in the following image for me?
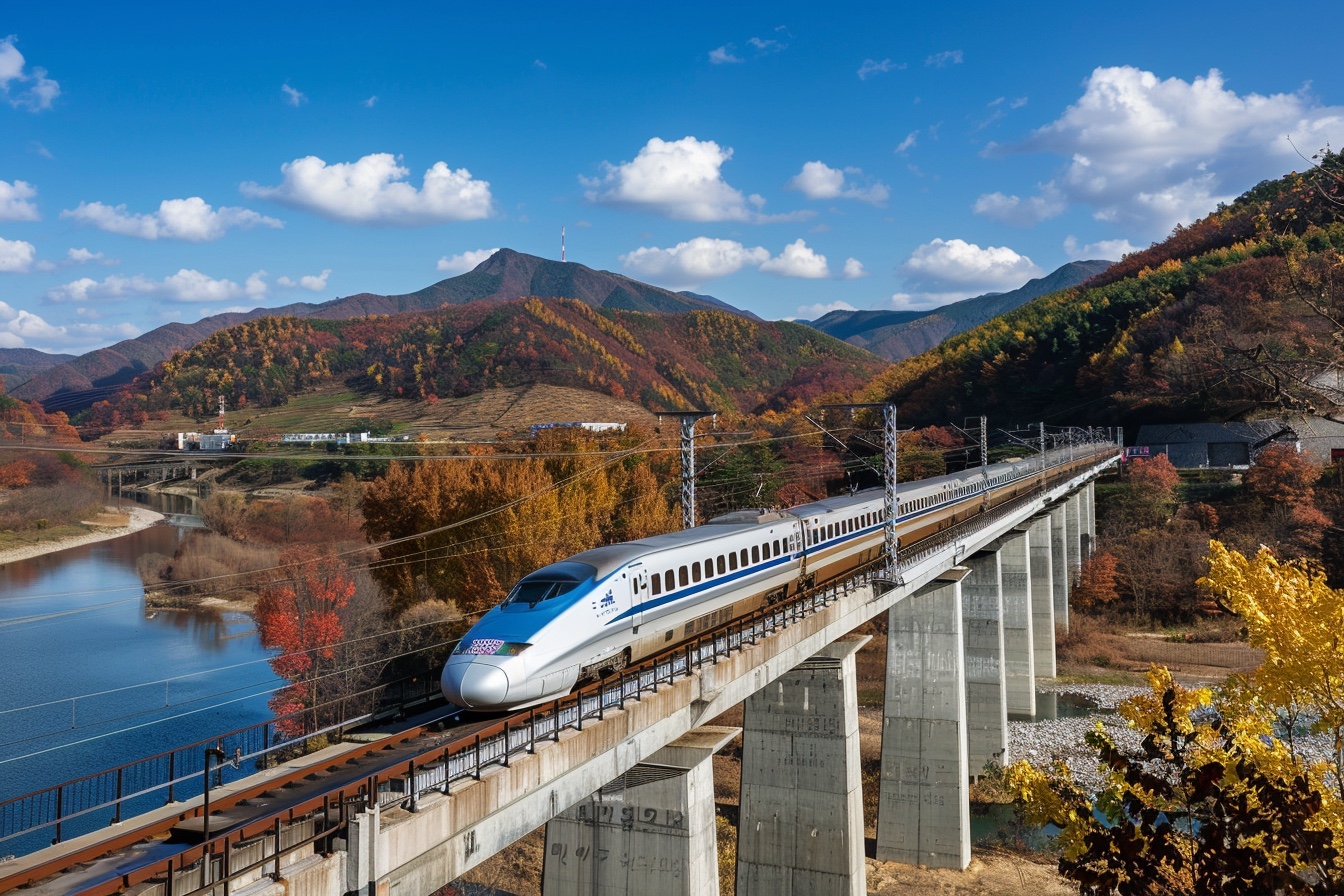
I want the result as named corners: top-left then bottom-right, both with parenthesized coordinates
top-left (441, 444), bottom-right (1108, 710)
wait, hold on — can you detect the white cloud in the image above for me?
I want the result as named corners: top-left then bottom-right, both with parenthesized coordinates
top-left (709, 45), bottom-right (741, 64)
top-left (895, 132), bottom-right (918, 154)
top-left (796, 301), bottom-right (857, 319)
top-left (67, 247), bottom-right (117, 265)
top-left (858, 59), bottom-right (903, 80)
top-left (0, 237), bottom-right (37, 272)
top-left (841, 257), bottom-right (867, 279)
top-left (972, 184), bottom-right (1067, 226)
top-left (1064, 235), bottom-right (1137, 260)
top-left (0, 37), bottom-right (60, 111)
top-left (363, 95), bottom-right (378, 107)
top-left (747, 36), bottom-right (785, 55)
top-left (532, 59), bottom-right (547, 70)
top-left (984, 66), bottom-right (1344, 235)
top-left (926, 50), bottom-right (963, 68)
top-left (620, 237), bottom-right (769, 287)
top-left (281, 82), bottom-right (306, 106)
top-left (787, 161), bottom-right (889, 204)
top-left (62, 197), bottom-right (283, 241)
top-left (889, 291), bottom-right (958, 311)
top-left (276, 268), bottom-right (332, 290)
top-left (436, 248), bottom-right (500, 273)
top-left (760, 239), bottom-right (830, 279)
top-left (0, 300), bottom-right (139, 351)
top-left (900, 238), bottom-right (1042, 294)
top-left (0, 180), bottom-right (39, 221)
top-left (586, 136), bottom-right (805, 223)
top-left (47, 269), bottom-right (270, 303)
top-left (0, 39), bottom-right (20, 84)
top-left (242, 153), bottom-right (495, 224)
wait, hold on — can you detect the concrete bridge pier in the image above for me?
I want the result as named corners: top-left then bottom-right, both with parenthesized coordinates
top-left (961, 549), bottom-right (1007, 772)
top-left (1082, 481), bottom-right (1097, 560)
top-left (541, 727), bottom-right (740, 896)
top-left (1065, 493), bottom-right (1083, 584)
top-left (1049, 504), bottom-right (1070, 633)
top-left (875, 572), bottom-right (970, 870)
top-left (1027, 515), bottom-right (1056, 679)
top-left (995, 530), bottom-right (1035, 718)
top-left (736, 636), bottom-right (869, 896)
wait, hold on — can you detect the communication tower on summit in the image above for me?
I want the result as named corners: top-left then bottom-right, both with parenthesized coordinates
top-left (561, 226), bottom-right (566, 262)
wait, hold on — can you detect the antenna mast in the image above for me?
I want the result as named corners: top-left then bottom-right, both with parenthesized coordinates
top-left (217, 395), bottom-right (226, 432)
top-left (561, 226), bottom-right (566, 263)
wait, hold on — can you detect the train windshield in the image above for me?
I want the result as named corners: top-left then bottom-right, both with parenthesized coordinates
top-left (502, 562), bottom-right (596, 609)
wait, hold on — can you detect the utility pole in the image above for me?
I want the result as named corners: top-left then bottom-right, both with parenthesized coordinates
top-left (665, 411), bottom-right (715, 529)
top-left (824, 403), bottom-right (900, 579)
top-left (979, 415), bottom-right (989, 507)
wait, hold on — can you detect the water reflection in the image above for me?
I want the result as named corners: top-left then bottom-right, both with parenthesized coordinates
top-left (0, 525), bottom-right (279, 806)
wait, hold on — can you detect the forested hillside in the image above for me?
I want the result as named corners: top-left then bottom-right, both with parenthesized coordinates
top-left (867, 153), bottom-right (1344, 427)
top-left (100, 298), bottom-right (888, 423)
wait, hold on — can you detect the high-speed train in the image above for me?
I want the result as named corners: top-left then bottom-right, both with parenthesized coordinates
top-left (441, 444), bottom-right (1108, 710)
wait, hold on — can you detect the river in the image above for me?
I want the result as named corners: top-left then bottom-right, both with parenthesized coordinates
top-left (0, 520), bottom-right (281, 816)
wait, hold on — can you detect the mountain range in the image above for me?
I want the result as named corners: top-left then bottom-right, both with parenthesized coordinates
top-left (6, 250), bottom-right (755, 411)
top-left (805, 259), bottom-right (1113, 362)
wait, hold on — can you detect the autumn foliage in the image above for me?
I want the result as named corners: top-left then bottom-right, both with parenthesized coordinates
top-left (254, 547), bottom-right (356, 738)
top-left (1009, 539), bottom-right (1344, 894)
top-left (83, 299), bottom-right (888, 426)
top-left (361, 428), bottom-right (679, 617)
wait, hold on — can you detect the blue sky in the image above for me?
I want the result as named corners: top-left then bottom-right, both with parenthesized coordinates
top-left (2, 2), bottom-right (1342, 355)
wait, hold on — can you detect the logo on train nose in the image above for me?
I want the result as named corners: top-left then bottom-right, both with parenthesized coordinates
top-left (592, 588), bottom-right (617, 619)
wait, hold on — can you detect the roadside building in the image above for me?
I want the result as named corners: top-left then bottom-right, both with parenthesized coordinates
top-left (1132, 421), bottom-right (1295, 469)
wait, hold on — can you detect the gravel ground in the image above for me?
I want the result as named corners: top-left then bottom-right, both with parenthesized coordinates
top-left (1010, 683), bottom-right (1339, 791)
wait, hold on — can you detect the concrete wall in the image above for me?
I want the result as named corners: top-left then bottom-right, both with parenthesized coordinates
top-left (996, 530), bottom-right (1035, 718)
top-left (1027, 515), bottom-right (1056, 679)
top-left (876, 576), bottom-right (970, 870)
top-left (961, 551), bottom-right (1007, 771)
top-left (737, 638), bottom-right (868, 896)
top-left (1049, 504), bottom-right (1070, 633)
top-left (542, 728), bottom-right (737, 896)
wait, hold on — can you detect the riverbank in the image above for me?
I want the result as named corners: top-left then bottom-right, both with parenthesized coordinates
top-left (0, 505), bottom-right (166, 566)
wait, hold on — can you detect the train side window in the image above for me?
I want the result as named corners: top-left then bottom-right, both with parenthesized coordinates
top-left (728, 552), bottom-right (738, 571)
top-left (752, 545), bottom-right (760, 564)
top-left (651, 575), bottom-right (661, 596)
top-left (717, 555), bottom-right (726, 575)
top-left (692, 562), bottom-right (702, 583)
top-left (740, 548), bottom-right (749, 567)
top-left (773, 539), bottom-right (782, 556)
top-left (679, 566), bottom-right (688, 587)
top-left (665, 570), bottom-right (674, 592)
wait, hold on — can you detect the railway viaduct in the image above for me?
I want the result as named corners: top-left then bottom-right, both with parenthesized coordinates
top-left (7, 444), bottom-right (1114, 896)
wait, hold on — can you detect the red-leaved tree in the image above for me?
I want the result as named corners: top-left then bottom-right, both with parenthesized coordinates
top-left (255, 546), bottom-right (354, 738)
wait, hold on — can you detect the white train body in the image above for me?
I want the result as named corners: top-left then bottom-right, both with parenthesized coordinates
top-left (441, 447), bottom-right (1103, 710)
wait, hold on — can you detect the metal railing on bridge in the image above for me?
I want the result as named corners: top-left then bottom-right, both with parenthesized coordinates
top-left (0, 665), bottom-right (443, 854)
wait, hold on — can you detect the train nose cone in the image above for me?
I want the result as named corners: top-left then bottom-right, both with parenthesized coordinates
top-left (443, 664), bottom-right (510, 709)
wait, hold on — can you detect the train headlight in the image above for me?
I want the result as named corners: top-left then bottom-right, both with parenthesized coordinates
top-left (453, 639), bottom-right (534, 656)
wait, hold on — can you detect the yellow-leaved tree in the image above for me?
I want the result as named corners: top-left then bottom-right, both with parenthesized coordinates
top-left (1006, 540), bottom-right (1344, 895)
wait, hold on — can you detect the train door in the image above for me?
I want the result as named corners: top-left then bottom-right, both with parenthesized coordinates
top-left (629, 563), bottom-right (648, 633)
top-left (797, 521), bottom-right (811, 587)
